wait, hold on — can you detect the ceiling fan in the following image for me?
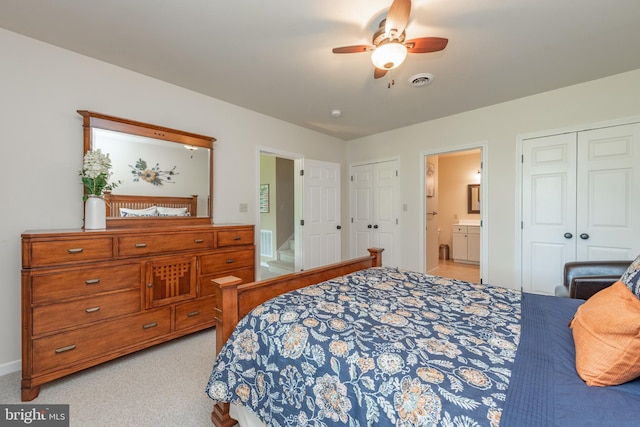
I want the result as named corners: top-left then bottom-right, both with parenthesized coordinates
top-left (332, 0), bottom-right (448, 79)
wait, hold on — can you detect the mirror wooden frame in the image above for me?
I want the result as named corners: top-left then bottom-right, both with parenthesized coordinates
top-left (467, 184), bottom-right (480, 214)
top-left (78, 110), bottom-right (215, 228)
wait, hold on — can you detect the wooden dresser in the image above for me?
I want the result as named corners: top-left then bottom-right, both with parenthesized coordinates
top-left (21, 224), bottom-right (254, 401)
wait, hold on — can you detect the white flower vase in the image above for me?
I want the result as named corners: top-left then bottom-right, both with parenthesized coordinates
top-left (85, 195), bottom-right (106, 230)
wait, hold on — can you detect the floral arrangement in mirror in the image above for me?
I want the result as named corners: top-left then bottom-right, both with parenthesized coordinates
top-left (79, 149), bottom-right (120, 201)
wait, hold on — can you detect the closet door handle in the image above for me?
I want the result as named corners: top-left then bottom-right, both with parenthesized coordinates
top-left (580, 233), bottom-right (590, 240)
top-left (367, 224), bottom-right (372, 229)
top-left (563, 233), bottom-right (573, 239)
top-left (373, 225), bottom-right (379, 229)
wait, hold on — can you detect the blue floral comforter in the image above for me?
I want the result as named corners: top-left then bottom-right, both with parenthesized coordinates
top-left (206, 267), bottom-right (521, 426)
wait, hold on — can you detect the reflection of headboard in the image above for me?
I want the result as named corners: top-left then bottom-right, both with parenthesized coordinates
top-left (103, 192), bottom-right (198, 217)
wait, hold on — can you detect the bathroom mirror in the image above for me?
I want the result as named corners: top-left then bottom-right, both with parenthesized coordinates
top-left (467, 184), bottom-right (480, 214)
top-left (79, 110), bottom-right (215, 228)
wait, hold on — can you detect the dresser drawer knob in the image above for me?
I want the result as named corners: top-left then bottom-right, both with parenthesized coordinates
top-left (194, 239), bottom-right (204, 244)
top-left (187, 310), bottom-right (200, 317)
top-left (85, 278), bottom-right (101, 285)
top-left (226, 259), bottom-right (235, 264)
top-left (147, 283), bottom-right (153, 288)
top-left (55, 344), bottom-right (76, 354)
top-left (135, 243), bottom-right (148, 248)
top-left (233, 236), bottom-right (241, 241)
top-left (67, 248), bottom-right (84, 254)
top-left (85, 306), bottom-right (101, 313)
top-left (142, 322), bottom-right (158, 330)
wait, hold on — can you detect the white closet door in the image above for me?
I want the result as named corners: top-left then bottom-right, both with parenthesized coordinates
top-left (350, 160), bottom-right (400, 267)
top-left (373, 161), bottom-right (399, 267)
top-left (521, 121), bottom-right (640, 295)
top-left (522, 133), bottom-right (577, 295)
top-left (576, 123), bottom-right (640, 260)
top-left (351, 164), bottom-right (375, 260)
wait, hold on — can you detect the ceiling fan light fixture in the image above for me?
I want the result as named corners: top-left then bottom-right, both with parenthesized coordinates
top-left (371, 42), bottom-right (407, 70)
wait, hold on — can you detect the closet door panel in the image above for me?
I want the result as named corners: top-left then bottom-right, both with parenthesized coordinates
top-left (521, 133), bottom-right (577, 295)
top-left (576, 123), bottom-right (640, 260)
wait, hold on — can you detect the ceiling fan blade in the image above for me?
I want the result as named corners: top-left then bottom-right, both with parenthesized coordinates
top-left (374, 68), bottom-right (388, 79)
top-left (405, 37), bottom-right (449, 53)
top-left (385, 0), bottom-right (411, 38)
top-left (332, 45), bottom-right (373, 54)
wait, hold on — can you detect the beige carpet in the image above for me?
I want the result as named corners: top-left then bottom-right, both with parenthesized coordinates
top-left (0, 329), bottom-right (220, 427)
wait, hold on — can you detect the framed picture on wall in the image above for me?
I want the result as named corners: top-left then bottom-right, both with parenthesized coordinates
top-left (260, 184), bottom-right (269, 213)
top-left (426, 162), bottom-right (435, 197)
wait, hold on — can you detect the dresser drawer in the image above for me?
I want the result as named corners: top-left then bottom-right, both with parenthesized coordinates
top-left (200, 267), bottom-right (255, 297)
top-left (453, 225), bottom-right (467, 233)
top-left (217, 228), bottom-right (254, 247)
top-left (200, 247), bottom-right (255, 275)
top-left (175, 296), bottom-right (216, 331)
top-left (32, 307), bottom-right (171, 374)
top-left (118, 232), bottom-right (215, 257)
top-left (31, 263), bottom-right (140, 304)
top-left (32, 289), bottom-right (141, 336)
top-left (28, 238), bottom-right (113, 267)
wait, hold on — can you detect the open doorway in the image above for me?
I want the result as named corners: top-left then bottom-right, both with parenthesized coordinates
top-left (259, 152), bottom-right (296, 280)
top-left (424, 148), bottom-right (484, 283)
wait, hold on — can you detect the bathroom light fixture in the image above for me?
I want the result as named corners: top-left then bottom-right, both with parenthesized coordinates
top-left (371, 41), bottom-right (408, 70)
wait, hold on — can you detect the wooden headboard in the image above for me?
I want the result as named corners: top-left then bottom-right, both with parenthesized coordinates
top-left (103, 192), bottom-right (198, 217)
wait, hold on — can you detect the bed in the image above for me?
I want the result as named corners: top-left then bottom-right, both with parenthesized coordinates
top-left (206, 249), bottom-right (640, 426)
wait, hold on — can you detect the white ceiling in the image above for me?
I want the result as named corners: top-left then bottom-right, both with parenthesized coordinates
top-left (1, 0), bottom-right (639, 141)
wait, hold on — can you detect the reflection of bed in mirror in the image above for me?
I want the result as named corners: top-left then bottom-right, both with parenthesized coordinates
top-left (104, 192), bottom-right (198, 216)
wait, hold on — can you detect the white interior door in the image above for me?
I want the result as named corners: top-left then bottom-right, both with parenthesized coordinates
top-left (351, 163), bottom-right (374, 259)
top-left (576, 123), bottom-right (640, 260)
top-left (374, 161), bottom-right (400, 267)
top-left (301, 159), bottom-right (341, 270)
top-left (350, 160), bottom-right (400, 267)
top-left (522, 133), bottom-right (577, 295)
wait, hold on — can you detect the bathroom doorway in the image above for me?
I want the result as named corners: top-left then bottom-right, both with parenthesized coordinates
top-left (424, 147), bottom-right (484, 283)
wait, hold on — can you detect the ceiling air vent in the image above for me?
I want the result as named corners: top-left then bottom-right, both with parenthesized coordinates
top-left (409, 73), bottom-right (434, 87)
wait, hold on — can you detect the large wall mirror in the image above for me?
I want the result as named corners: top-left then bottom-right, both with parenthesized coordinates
top-left (79, 111), bottom-right (215, 228)
top-left (467, 184), bottom-right (480, 214)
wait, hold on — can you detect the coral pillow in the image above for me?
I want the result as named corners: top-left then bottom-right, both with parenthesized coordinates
top-left (569, 281), bottom-right (640, 386)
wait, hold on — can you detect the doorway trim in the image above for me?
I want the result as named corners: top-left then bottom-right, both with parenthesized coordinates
top-left (256, 146), bottom-right (304, 279)
top-left (420, 141), bottom-right (488, 282)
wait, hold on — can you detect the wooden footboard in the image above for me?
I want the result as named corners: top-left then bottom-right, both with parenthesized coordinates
top-left (210, 248), bottom-right (383, 427)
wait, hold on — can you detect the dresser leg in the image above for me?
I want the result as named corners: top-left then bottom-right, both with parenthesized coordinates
top-left (21, 384), bottom-right (40, 402)
top-left (211, 402), bottom-right (236, 427)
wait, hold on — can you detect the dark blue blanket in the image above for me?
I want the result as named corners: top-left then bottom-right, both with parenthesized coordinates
top-left (501, 293), bottom-right (640, 426)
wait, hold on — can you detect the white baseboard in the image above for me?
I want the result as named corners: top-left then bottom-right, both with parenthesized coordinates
top-left (0, 359), bottom-right (21, 377)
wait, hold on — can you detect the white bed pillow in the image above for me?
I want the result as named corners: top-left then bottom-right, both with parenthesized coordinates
top-left (120, 206), bottom-right (158, 217)
top-left (157, 206), bottom-right (190, 217)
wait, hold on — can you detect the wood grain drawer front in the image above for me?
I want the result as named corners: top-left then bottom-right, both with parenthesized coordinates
top-left (32, 289), bottom-right (141, 336)
top-left (175, 296), bottom-right (216, 331)
top-left (200, 268), bottom-right (255, 297)
top-left (217, 229), bottom-right (254, 247)
top-left (31, 263), bottom-right (140, 304)
top-left (32, 308), bottom-right (171, 374)
top-left (118, 232), bottom-right (215, 257)
top-left (200, 247), bottom-right (255, 275)
top-left (29, 238), bottom-right (113, 267)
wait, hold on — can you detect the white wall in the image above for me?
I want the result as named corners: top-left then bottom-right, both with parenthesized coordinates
top-left (0, 28), bottom-right (346, 373)
top-left (346, 68), bottom-right (640, 287)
